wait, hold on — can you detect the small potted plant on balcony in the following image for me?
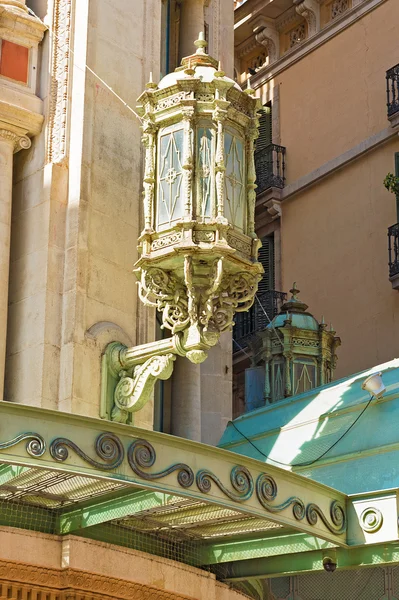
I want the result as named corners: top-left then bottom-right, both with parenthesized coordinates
top-left (384, 173), bottom-right (399, 196)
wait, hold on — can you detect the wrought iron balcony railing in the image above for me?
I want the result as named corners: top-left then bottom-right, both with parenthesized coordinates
top-left (233, 290), bottom-right (287, 349)
top-left (386, 64), bottom-right (399, 119)
top-left (255, 144), bottom-right (286, 194)
top-left (388, 223), bottom-right (399, 280)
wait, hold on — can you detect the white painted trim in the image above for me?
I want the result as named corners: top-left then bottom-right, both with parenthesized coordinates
top-left (250, 0), bottom-right (388, 88)
top-left (273, 126), bottom-right (398, 202)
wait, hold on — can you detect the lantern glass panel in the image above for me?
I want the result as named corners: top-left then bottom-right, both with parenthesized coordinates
top-left (157, 125), bottom-right (185, 230)
top-left (293, 358), bottom-right (317, 395)
top-left (196, 127), bottom-right (215, 220)
top-left (224, 129), bottom-right (245, 232)
top-left (272, 358), bottom-right (285, 402)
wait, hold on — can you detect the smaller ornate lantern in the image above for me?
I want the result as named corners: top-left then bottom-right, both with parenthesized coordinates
top-left (249, 284), bottom-right (341, 403)
top-left (135, 33), bottom-right (262, 363)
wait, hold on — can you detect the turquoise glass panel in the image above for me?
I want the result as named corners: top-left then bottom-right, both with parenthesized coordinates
top-left (224, 131), bottom-right (245, 231)
top-left (157, 128), bottom-right (184, 228)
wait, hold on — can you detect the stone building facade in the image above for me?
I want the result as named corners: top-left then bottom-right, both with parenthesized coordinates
top-left (0, 0), bottom-right (255, 598)
top-left (2, 0), bottom-right (235, 444)
top-left (233, 0), bottom-right (399, 414)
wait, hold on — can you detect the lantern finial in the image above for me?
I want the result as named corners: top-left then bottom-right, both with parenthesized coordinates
top-left (194, 31), bottom-right (207, 54)
top-left (214, 61), bottom-right (225, 78)
top-left (146, 72), bottom-right (157, 90)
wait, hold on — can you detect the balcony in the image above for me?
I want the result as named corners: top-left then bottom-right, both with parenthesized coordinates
top-left (255, 143), bottom-right (286, 194)
top-left (233, 289), bottom-right (287, 350)
top-left (388, 223), bottom-right (399, 289)
top-left (386, 64), bottom-right (399, 127)
top-left (255, 144), bottom-right (286, 221)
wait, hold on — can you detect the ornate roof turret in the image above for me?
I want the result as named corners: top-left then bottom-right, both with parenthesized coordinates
top-left (249, 283), bottom-right (340, 403)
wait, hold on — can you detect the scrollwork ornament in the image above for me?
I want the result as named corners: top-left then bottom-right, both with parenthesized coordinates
top-left (114, 373), bottom-right (135, 408)
top-left (0, 432), bottom-right (46, 457)
top-left (359, 507), bottom-right (383, 533)
top-left (196, 465), bottom-right (254, 502)
top-left (306, 500), bottom-right (346, 534)
top-left (18, 136), bottom-right (32, 151)
top-left (255, 473), bottom-right (306, 520)
top-left (49, 432), bottom-right (124, 470)
top-left (137, 267), bottom-right (189, 333)
top-left (0, 129), bottom-right (31, 153)
top-left (127, 439), bottom-right (194, 488)
top-left (112, 354), bottom-right (175, 421)
top-left (230, 465), bottom-right (254, 499)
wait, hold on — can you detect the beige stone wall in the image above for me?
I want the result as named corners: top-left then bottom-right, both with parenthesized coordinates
top-left (282, 139), bottom-right (399, 378)
top-left (276, 0), bottom-right (399, 184)
top-left (5, 0), bottom-right (161, 424)
top-left (0, 527), bottom-right (248, 600)
top-left (6, 0), bottom-right (234, 434)
top-left (254, 0), bottom-right (399, 379)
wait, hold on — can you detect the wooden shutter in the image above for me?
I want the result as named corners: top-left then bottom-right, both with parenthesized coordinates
top-left (256, 103), bottom-right (272, 153)
top-left (258, 235), bottom-right (275, 293)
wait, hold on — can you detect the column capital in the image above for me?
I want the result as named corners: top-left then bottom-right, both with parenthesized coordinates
top-left (0, 128), bottom-right (31, 153)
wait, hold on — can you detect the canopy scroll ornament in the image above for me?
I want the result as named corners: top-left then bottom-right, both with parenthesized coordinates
top-left (0, 428), bottom-right (347, 537)
top-left (102, 33), bottom-right (263, 422)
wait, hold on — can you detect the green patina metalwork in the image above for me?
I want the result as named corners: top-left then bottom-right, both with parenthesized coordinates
top-left (0, 400), bottom-right (399, 583)
top-left (56, 489), bottom-right (170, 534)
top-left (100, 34), bottom-right (264, 425)
top-left (221, 543), bottom-right (399, 581)
top-left (219, 358), bottom-right (399, 495)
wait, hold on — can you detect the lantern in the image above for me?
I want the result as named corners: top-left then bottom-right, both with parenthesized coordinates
top-left (101, 35), bottom-right (263, 424)
top-left (136, 33), bottom-right (263, 363)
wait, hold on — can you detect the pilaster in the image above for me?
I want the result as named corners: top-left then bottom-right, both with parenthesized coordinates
top-left (0, 2), bottom-right (45, 402)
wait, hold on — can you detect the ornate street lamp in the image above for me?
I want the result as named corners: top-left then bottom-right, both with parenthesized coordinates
top-left (102, 34), bottom-right (262, 423)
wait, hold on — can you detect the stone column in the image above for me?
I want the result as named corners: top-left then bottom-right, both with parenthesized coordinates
top-left (0, 129), bottom-right (30, 400)
top-left (171, 356), bottom-right (201, 441)
top-left (179, 0), bottom-right (205, 60)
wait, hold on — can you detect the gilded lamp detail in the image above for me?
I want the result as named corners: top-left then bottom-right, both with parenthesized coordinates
top-left (102, 34), bottom-right (262, 423)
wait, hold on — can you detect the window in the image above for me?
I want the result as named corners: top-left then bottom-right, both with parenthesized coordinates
top-left (0, 39), bottom-right (29, 84)
top-left (256, 103), bottom-right (272, 153)
top-left (258, 234), bottom-right (275, 294)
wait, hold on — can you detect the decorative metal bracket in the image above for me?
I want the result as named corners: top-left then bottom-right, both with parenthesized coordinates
top-left (100, 330), bottom-right (219, 424)
top-left (111, 354), bottom-right (175, 423)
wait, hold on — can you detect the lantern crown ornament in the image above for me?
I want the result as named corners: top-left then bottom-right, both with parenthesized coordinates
top-left (101, 36), bottom-right (262, 424)
top-left (136, 33), bottom-right (263, 363)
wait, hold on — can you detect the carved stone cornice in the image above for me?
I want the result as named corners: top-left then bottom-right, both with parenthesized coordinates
top-left (0, 559), bottom-right (199, 600)
top-left (275, 5), bottom-right (300, 32)
top-left (236, 37), bottom-right (262, 59)
top-left (0, 2), bottom-right (46, 44)
top-left (0, 128), bottom-right (31, 153)
top-left (0, 101), bottom-right (43, 138)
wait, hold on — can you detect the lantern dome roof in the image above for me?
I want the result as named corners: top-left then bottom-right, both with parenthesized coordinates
top-left (266, 283), bottom-right (320, 332)
top-left (157, 33), bottom-right (242, 92)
